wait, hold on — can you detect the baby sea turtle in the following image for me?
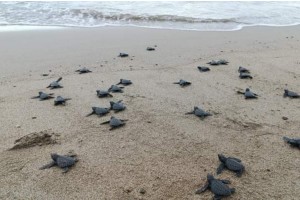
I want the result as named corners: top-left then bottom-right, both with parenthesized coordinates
top-left (96, 90), bottom-right (113, 98)
top-left (100, 116), bottom-right (128, 130)
top-left (283, 136), bottom-right (300, 148)
top-left (207, 59), bottom-right (229, 66)
top-left (110, 100), bottom-right (126, 112)
top-left (238, 66), bottom-right (250, 73)
top-left (118, 53), bottom-right (129, 57)
top-left (86, 107), bottom-right (110, 117)
top-left (186, 106), bottom-right (212, 119)
top-left (75, 67), bottom-right (92, 74)
top-left (39, 153), bottom-right (78, 173)
top-left (283, 89), bottom-right (300, 98)
top-left (47, 77), bottom-right (63, 89)
top-left (239, 72), bottom-right (253, 79)
top-left (198, 66), bottom-right (210, 72)
top-left (173, 79), bottom-right (191, 87)
top-left (195, 174), bottom-right (235, 200)
top-left (217, 154), bottom-right (245, 177)
top-left (108, 85), bottom-right (124, 93)
top-left (237, 88), bottom-right (258, 99)
top-left (117, 79), bottom-right (132, 86)
top-left (54, 96), bottom-right (71, 106)
top-left (146, 47), bottom-right (155, 51)
top-left (31, 92), bottom-right (54, 100)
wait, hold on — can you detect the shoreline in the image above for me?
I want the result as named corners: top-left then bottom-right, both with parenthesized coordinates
top-left (0, 25), bottom-right (299, 199)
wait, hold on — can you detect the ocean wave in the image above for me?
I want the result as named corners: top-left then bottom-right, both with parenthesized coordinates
top-left (69, 9), bottom-right (239, 24)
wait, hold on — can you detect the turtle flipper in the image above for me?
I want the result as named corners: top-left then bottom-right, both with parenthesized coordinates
top-left (56, 77), bottom-right (63, 82)
top-left (100, 120), bottom-right (110, 125)
top-left (108, 93), bottom-right (113, 97)
top-left (236, 169), bottom-right (244, 177)
top-left (213, 195), bottom-right (222, 200)
top-left (62, 167), bottom-right (69, 173)
top-left (195, 182), bottom-right (209, 194)
top-left (31, 96), bottom-right (40, 99)
top-left (39, 161), bottom-right (56, 170)
top-left (236, 91), bottom-right (245, 95)
top-left (86, 111), bottom-right (95, 117)
top-left (185, 111), bottom-right (194, 115)
top-left (217, 163), bottom-right (225, 175)
top-left (173, 82), bottom-right (180, 84)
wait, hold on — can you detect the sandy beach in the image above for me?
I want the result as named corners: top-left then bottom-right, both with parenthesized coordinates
top-left (0, 26), bottom-right (299, 200)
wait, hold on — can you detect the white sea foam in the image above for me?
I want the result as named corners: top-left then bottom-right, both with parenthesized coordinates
top-left (0, 1), bottom-right (300, 31)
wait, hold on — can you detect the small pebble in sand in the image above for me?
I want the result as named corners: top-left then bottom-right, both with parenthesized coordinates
top-left (16, 125), bottom-right (21, 128)
top-left (32, 117), bottom-right (37, 119)
top-left (282, 116), bottom-right (288, 120)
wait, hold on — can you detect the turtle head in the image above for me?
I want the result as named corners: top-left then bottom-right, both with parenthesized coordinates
top-left (194, 106), bottom-right (199, 110)
top-left (245, 88), bottom-right (250, 92)
top-left (96, 90), bottom-right (100, 94)
top-left (207, 174), bottom-right (214, 182)
top-left (284, 89), bottom-right (288, 94)
top-left (51, 153), bottom-right (59, 162)
top-left (218, 154), bottom-right (227, 163)
top-left (92, 107), bottom-right (97, 111)
top-left (38, 91), bottom-right (43, 95)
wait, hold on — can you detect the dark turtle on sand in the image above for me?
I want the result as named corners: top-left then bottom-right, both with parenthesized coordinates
top-left (239, 72), bottom-right (253, 79)
top-left (75, 67), bottom-right (92, 74)
top-left (86, 107), bottom-right (110, 117)
top-left (198, 66), bottom-right (210, 72)
top-left (207, 60), bottom-right (219, 66)
top-left (186, 106), bottom-right (212, 119)
top-left (117, 79), bottom-right (132, 86)
top-left (237, 88), bottom-right (258, 99)
top-left (100, 116), bottom-right (128, 130)
top-left (39, 153), bottom-right (78, 173)
top-left (54, 96), bottom-right (71, 106)
top-left (238, 66), bottom-right (250, 73)
top-left (283, 89), bottom-right (300, 98)
top-left (118, 53), bottom-right (129, 57)
top-left (96, 90), bottom-right (113, 98)
top-left (173, 79), bottom-right (191, 87)
top-left (146, 47), bottom-right (155, 51)
top-left (195, 174), bottom-right (235, 200)
top-left (207, 59), bottom-right (229, 65)
top-left (217, 154), bottom-right (245, 177)
top-left (110, 100), bottom-right (126, 112)
top-left (47, 77), bottom-right (63, 89)
top-left (108, 85), bottom-right (124, 93)
top-left (283, 136), bottom-right (300, 148)
top-left (31, 92), bottom-right (54, 100)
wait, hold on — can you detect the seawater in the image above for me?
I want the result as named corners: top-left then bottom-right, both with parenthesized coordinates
top-left (1, 1), bottom-right (300, 31)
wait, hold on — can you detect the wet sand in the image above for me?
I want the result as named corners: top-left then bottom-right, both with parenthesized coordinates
top-left (0, 26), bottom-right (299, 199)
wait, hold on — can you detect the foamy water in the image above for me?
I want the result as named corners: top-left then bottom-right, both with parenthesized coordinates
top-left (1, 1), bottom-right (300, 31)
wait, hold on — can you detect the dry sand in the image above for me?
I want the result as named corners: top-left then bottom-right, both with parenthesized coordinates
top-left (0, 26), bottom-right (299, 200)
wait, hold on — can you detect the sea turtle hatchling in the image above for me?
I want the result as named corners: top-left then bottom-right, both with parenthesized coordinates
top-left (186, 106), bottom-right (212, 119)
top-left (239, 72), bottom-right (253, 79)
top-left (96, 90), bottom-right (113, 98)
top-left (110, 100), bottom-right (126, 112)
top-left (198, 66), bottom-right (210, 72)
top-left (283, 89), bottom-right (300, 98)
top-left (238, 66), bottom-right (250, 73)
top-left (75, 67), bottom-right (92, 74)
top-left (217, 154), bottom-right (245, 177)
top-left (195, 174), bottom-right (235, 200)
top-left (173, 79), bottom-right (191, 87)
top-left (86, 107), bottom-right (110, 117)
top-left (217, 59), bottom-right (229, 65)
top-left (31, 92), bottom-right (54, 100)
top-left (237, 88), bottom-right (258, 99)
top-left (116, 79), bottom-right (132, 86)
top-left (283, 136), bottom-right (300, 148)
top-left (118, 53), bottom-right (129, 57)
top-left (54, 96), bottom-right (71, 106)
top-left (47, 77), bottom-right (63, 89)
top-left (207, 60), bottom-right (219, 65)
top-left (146, 47), bottom-right (155, 51)
top-left (108, 85), bottom-right (124, 93)
top-left (100, 116), bottom-right (128, 130)
top-left (39, 153), bottom-right (78, 173)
